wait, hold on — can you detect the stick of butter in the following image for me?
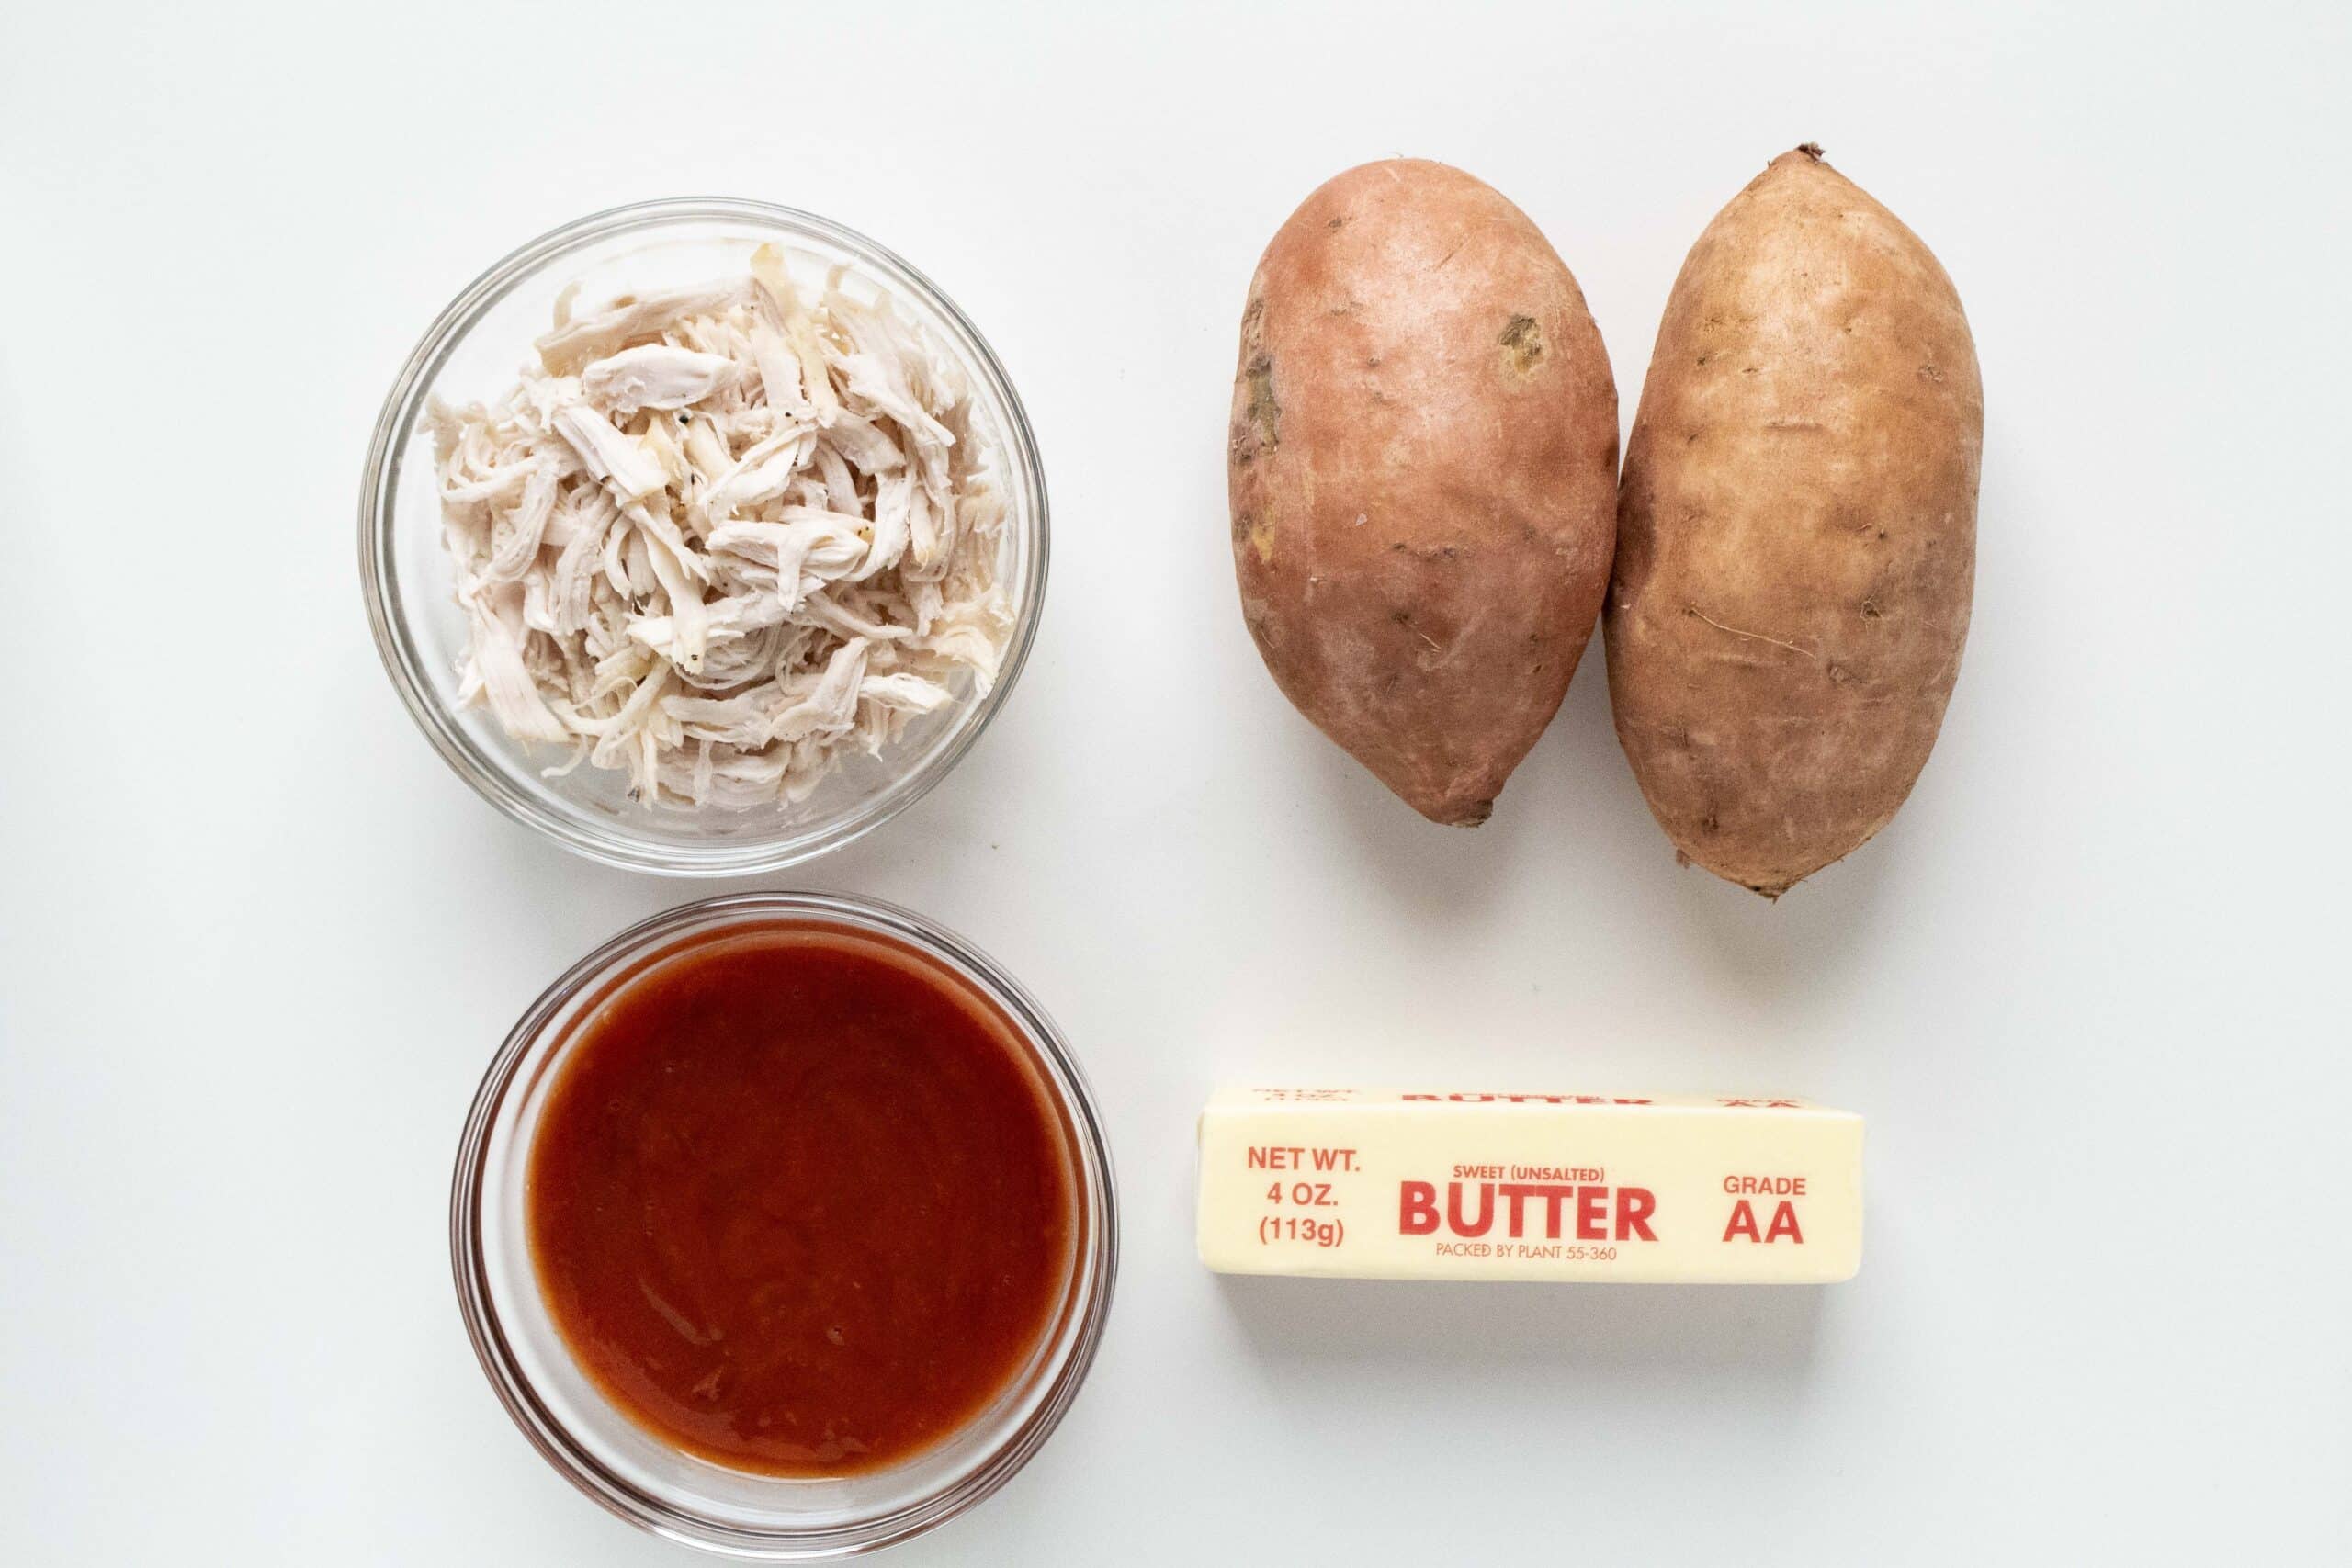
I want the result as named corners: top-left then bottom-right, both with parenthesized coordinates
top-left (1196, 1087), bottom-right (1862, 1283)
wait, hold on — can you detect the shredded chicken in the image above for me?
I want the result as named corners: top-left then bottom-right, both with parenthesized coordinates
top-left (428, 246), bottom-right (1012, 809)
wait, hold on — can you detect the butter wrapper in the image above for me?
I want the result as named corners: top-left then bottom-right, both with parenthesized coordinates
top-left (1197, 1087), bottom-right (1861, 1284)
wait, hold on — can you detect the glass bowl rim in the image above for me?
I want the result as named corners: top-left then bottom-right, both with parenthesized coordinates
top-left (358, 197), bottom-right (1050, 876)
top-left (449, 889), bottom-right (1119, 1558)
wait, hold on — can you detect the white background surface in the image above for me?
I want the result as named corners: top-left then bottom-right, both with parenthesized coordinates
top-left (4, 2), bottom-right (2346, 1562)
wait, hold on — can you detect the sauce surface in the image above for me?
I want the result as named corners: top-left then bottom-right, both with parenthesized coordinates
top-left (527, 927), bottom-right (1076, 1475)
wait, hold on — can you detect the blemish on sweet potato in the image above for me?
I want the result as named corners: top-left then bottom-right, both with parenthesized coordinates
top-left (1231, 507), bottom-right (1276, 565)
top-left (1499, 315), bottom-right (1545, 375)
top-left (1242, 353), bottom-right (1281, 455)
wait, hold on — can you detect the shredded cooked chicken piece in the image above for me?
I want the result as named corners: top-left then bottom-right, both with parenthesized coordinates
top-left (428, 247), bottom-right (1012, 809)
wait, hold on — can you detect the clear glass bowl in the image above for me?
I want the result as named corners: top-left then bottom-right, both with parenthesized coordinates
top-left (452, 892), bottom-right (1118, 1558)
top-left (360, 200), bottom-right (1047, 874)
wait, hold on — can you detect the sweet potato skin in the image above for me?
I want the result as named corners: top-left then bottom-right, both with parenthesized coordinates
top-left (1607, 146), bottom-right (1982, 896)
top-left (1228, 159), bottom-right (1618, 825)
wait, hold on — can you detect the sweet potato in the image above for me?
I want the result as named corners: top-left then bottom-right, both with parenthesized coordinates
top-left (1607, 145), bottom-right (1982, 896)
top-left (1228, 159), bottom-right (1618, 824)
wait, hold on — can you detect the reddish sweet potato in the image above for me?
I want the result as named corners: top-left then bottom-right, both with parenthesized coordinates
top-left (1229, 159), bottom-right (1618, 824)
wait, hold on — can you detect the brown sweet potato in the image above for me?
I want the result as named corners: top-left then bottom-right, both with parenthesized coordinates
top-left (1607, 145), bottom-right (1982, 896)
top-left (1228, 159), bottom-right (1618, 824)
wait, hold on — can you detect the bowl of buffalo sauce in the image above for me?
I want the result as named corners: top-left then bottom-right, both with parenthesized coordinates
top-left (452, 892), bottom-right (1117, 1557)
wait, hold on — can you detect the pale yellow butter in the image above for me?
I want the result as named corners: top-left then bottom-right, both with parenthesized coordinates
top-left (1196, 1086), bottom-right (1862, 1283)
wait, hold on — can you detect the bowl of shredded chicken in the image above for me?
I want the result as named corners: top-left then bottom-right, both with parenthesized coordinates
top-left (362, 200), bottom-right (1046, 874)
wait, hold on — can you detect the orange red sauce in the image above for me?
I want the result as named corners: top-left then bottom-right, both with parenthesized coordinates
top-left (527, 927), bottom-right (1075, 1475)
